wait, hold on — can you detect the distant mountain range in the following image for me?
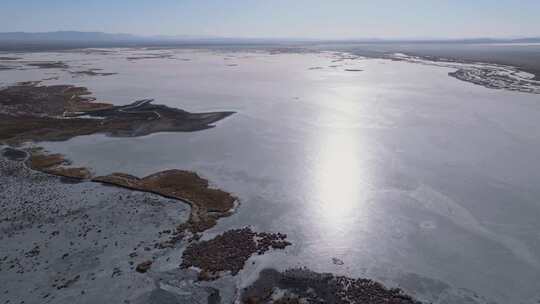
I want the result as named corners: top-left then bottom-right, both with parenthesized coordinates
top-left (0, 31), bottom-right (539, 51)
top-left (0, 31), bottom-right (296, 51)
top-left (0, 31), bottom-right (136, 41)
top-left (0, 31), bottom-right (305, 43)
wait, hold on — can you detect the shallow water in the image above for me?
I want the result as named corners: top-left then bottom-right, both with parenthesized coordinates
top-left (2, 48), bottom-right (540, 303)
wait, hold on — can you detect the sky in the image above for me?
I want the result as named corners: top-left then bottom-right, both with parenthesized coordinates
top-left (1, 0), bottom-right (539, 39)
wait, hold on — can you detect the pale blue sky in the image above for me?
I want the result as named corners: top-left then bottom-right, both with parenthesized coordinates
top-left (1, 0), bottom-right (539, 39)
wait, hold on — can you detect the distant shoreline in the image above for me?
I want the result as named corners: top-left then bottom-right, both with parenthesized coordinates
top-left (2, 41), bottom-right (539, 81)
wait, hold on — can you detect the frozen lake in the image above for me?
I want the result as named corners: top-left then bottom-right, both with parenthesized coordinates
top-left (2, 48), bottom-right (540, 303)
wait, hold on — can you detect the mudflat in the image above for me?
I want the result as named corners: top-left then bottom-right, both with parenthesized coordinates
top-left (0, 82), bottom-right (235, 144)
top-left (94, 170), bottom-right (237, 233)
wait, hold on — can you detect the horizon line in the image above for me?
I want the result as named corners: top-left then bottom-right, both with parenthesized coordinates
top-left (1, 30), bottom-right (539, 42)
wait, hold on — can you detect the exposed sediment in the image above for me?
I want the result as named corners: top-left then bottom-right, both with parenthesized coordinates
top-left (26, 148), bottom-right (92, 180)
top-left (389, 53), bottom-right (540, 94)
top-left (448, 67), bottom-right (540, 93)
top-left (242, 268), bottom-right (420, 304)
top-left (127, 53), bottom-right (175, 61)
top-left (0, 82), bottom-right (235, 144)
top-left (26, 61), bottom-right (69, 69)
top-left (93, 170), bottom-right (237, 234)
top-left (0, 57), bottom-right (21, 60)
top-left (69, 69), bottom-right (118, 77)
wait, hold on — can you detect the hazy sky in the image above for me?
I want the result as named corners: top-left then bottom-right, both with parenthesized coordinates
top-left (2, 0), bottom-right (539, 39)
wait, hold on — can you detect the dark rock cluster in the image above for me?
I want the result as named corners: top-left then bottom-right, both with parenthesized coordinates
top-left (242, 268), bottom-right (421, 304)
top-left (181, 227), bottom-right (291, 279)
top-left (135, 260), bottom-right (153, 273)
